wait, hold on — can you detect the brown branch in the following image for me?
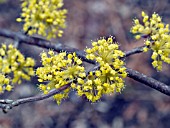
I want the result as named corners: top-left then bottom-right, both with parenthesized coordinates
top-left (126, 68), bottom-right (170, 96)
top-left (0, 84), bottom-right (70, 113)
top-left (90, 65), bottom-right (170, 95)
top-left (124, 45), bottom-right (145, 57)
top-left (0, 58), bottom-right (169, 113)
top-left (0, 28), bottom-right (169, 113)
top-left (0, 29), bottom-right (96, 64)
top-left (0, 29), bottom-right (144, 61)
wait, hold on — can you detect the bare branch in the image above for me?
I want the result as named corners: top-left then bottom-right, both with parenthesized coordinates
top-left (126, 68), bottom-right (170, 95)
top-left (124, 45), bottom-right (145, 57)
top-left (0, 29), bottom-right (96, 64)
top-left (0, 29), bottom-right (145, 61)
top-left (0, 84), bottom-right (70, 113)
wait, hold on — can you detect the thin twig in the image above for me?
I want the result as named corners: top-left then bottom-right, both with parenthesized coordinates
top-left (0, 84), bottom-right (70, 113)
top-left (124, 45), bottom-right (145, 57)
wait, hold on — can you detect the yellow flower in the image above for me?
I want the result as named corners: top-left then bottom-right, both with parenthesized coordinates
top-left (5, 85), bottom-right (13, 91)
top-left (75, 37), bottom-right (127, 102)
top-left (17, 0), bottom-right (67, 40)
top-left (36, 51), bottom-right (86, 104)
top-left (131, 11), bottom-right (170, 71)
top-left (0, 73), bottom-right (12, 93)
top-left (0, 44), bottom-right (35, 85)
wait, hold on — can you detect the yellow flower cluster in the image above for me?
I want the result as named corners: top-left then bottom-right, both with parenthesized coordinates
top-left (131, 11), bottom-right (170, 71)
top-left (73, 37), bottom-right (127, 102)
top-left (17, 0), bottom-right (67, 39)
top-left (0, 74), bottom-right (12, 93)
top-left (0, 44), bottom-right (35, 93)
top-left (36, 51), bottom-right (86, 104)
top-left (0, 44), bottom-right (35, 85)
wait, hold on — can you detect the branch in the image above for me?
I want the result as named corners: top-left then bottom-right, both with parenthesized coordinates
top-left (124, 45), bottom-right (145, 57)
top-left (0, 29), bottom-right (96, 64)
top-left (89, 65), bottom-right (170, 96)
top-left (126, 68), bottom-right (170, 96)
top-left (0, 28), bottom-right (169, 113)
top-left (1, 65), bottom-right (169, 113)
top-left (0, 29), bottom-right (144, 62)
top-left (0, 84), bottom-right (70, 113)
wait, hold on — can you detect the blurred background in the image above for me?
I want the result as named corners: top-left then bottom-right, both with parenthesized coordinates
top-left (0, 0), bottom-right (170, 128)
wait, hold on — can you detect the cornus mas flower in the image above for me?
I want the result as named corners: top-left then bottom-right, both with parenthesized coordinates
top-left (0, 44), bottom-right (35, 93)
top-left (0, 44), bottom-right (35, 84)
top-left (131, 11), bottom-right (170, 71)
top-left (17, 0), bottom-right (67, 39)
top-left (74, 37), bottom-right (127, 102)
top-left (0, 73), bottom-right (12, 93)
top-left (36, 51), bottom-right (86, 105)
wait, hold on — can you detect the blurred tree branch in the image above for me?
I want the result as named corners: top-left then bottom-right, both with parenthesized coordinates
top-left (0, 28), bottom-right (169, 113)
